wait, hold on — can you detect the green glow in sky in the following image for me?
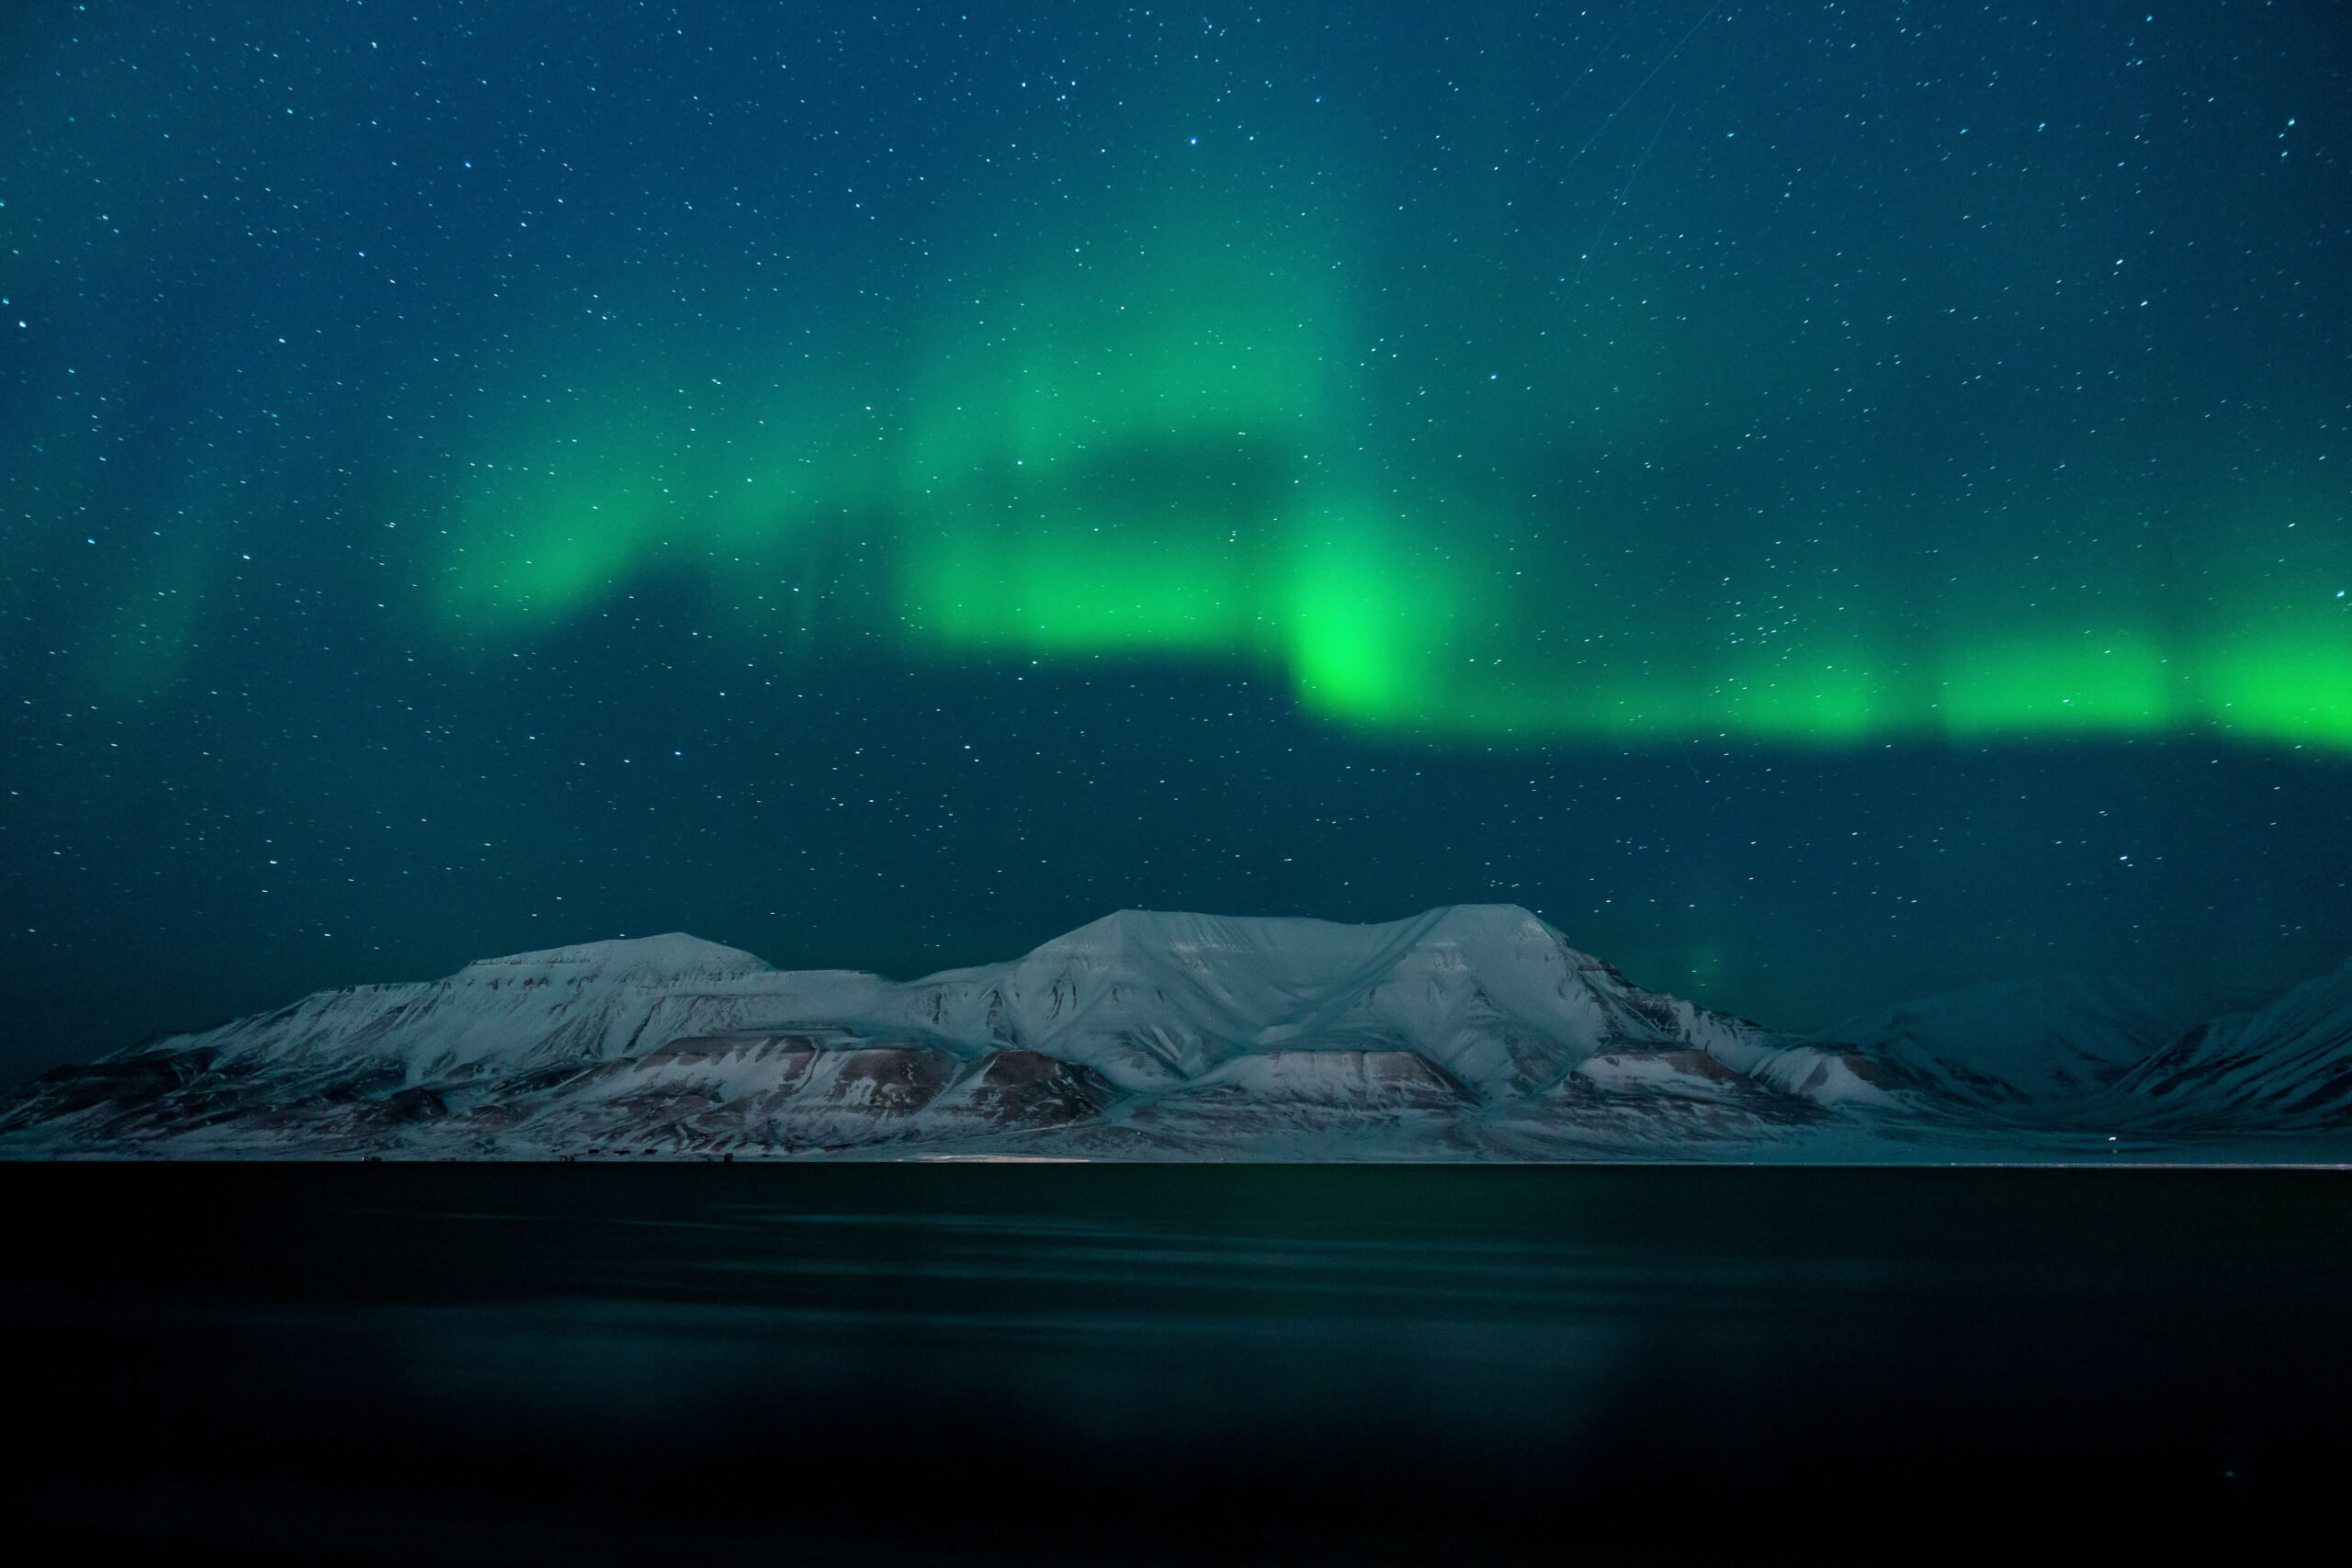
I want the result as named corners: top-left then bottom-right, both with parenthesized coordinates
top-left (444, 400), bottom-right (2350, 749)
top-left (425, 80), bottom-right (2351, 753)
top-left (435, 342), bottom-right (2352, 749)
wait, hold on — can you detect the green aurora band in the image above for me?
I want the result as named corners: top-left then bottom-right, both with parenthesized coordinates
top-left (436, 328), bottom-right (2350, 748)
top-left (431, 108), bottom-right (2351, 752)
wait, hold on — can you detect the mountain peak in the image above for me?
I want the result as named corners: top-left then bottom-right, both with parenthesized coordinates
top-left (454, 932), bottom-right (772, 982)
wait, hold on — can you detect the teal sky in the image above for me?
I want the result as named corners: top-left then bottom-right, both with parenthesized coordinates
top-left (3, 2), bottom-right (2347, 1073)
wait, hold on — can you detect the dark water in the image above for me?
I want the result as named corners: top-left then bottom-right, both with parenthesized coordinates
top-left (9, 1165), bottom-right (2352, 1565)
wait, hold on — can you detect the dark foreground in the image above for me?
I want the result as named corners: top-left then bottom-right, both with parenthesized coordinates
top-left (8, 1165), bottom-right (2352, 1565)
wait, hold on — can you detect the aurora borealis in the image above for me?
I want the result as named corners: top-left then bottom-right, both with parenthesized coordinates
top-left (4, 2), bottom-right (2349, 1072)
top-left (415, 2), bottom-right (2352, 748)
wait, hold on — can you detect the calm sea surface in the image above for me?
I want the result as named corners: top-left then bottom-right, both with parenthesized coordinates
top-left (9, 1164), bottom-right (2351, 1564)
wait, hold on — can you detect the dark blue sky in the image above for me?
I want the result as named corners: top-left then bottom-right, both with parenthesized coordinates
top-left (4, 1), bottom-right (2347, 1076)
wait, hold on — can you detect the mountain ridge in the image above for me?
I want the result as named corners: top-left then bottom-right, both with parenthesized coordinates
top-left (6, 905), bottom-right (2346, 1160)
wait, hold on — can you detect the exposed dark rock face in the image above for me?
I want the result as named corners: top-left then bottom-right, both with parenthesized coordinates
top-left (19, 1059), bottom-right (185, 1115)
top-left (939, 1050), bottom-right (1120, 1129)
top-left (379, 1087), bottom-right (447, 1124)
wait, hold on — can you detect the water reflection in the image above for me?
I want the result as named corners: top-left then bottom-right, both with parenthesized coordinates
top-left (11, 1166), bottom-right (2352, 1564)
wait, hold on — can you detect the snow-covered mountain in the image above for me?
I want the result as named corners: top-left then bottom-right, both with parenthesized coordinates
top-left (3, 907), bottom-right (2344, 1160)
top-left (1822, 977), bottom-right (2193, 1112)
top-left (2111, 958), bottom-right (2352, 1127)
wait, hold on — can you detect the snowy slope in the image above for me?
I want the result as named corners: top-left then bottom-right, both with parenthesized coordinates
top-left (1826, 977), bottom-right (2188, 1111)
top-left (151, 933), bottom-right (838, 1077)
top-left (848, 906), bottom-right (1782, 1095)
top-left (2115, 959), bottom-right (2352, 1126)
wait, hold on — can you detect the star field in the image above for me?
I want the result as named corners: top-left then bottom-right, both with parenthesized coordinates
top-left (3, 2), bottom-right (2347, 1073)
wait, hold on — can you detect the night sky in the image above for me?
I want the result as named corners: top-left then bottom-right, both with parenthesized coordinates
top-left (5, 1), bottom-right (2348, 1077)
